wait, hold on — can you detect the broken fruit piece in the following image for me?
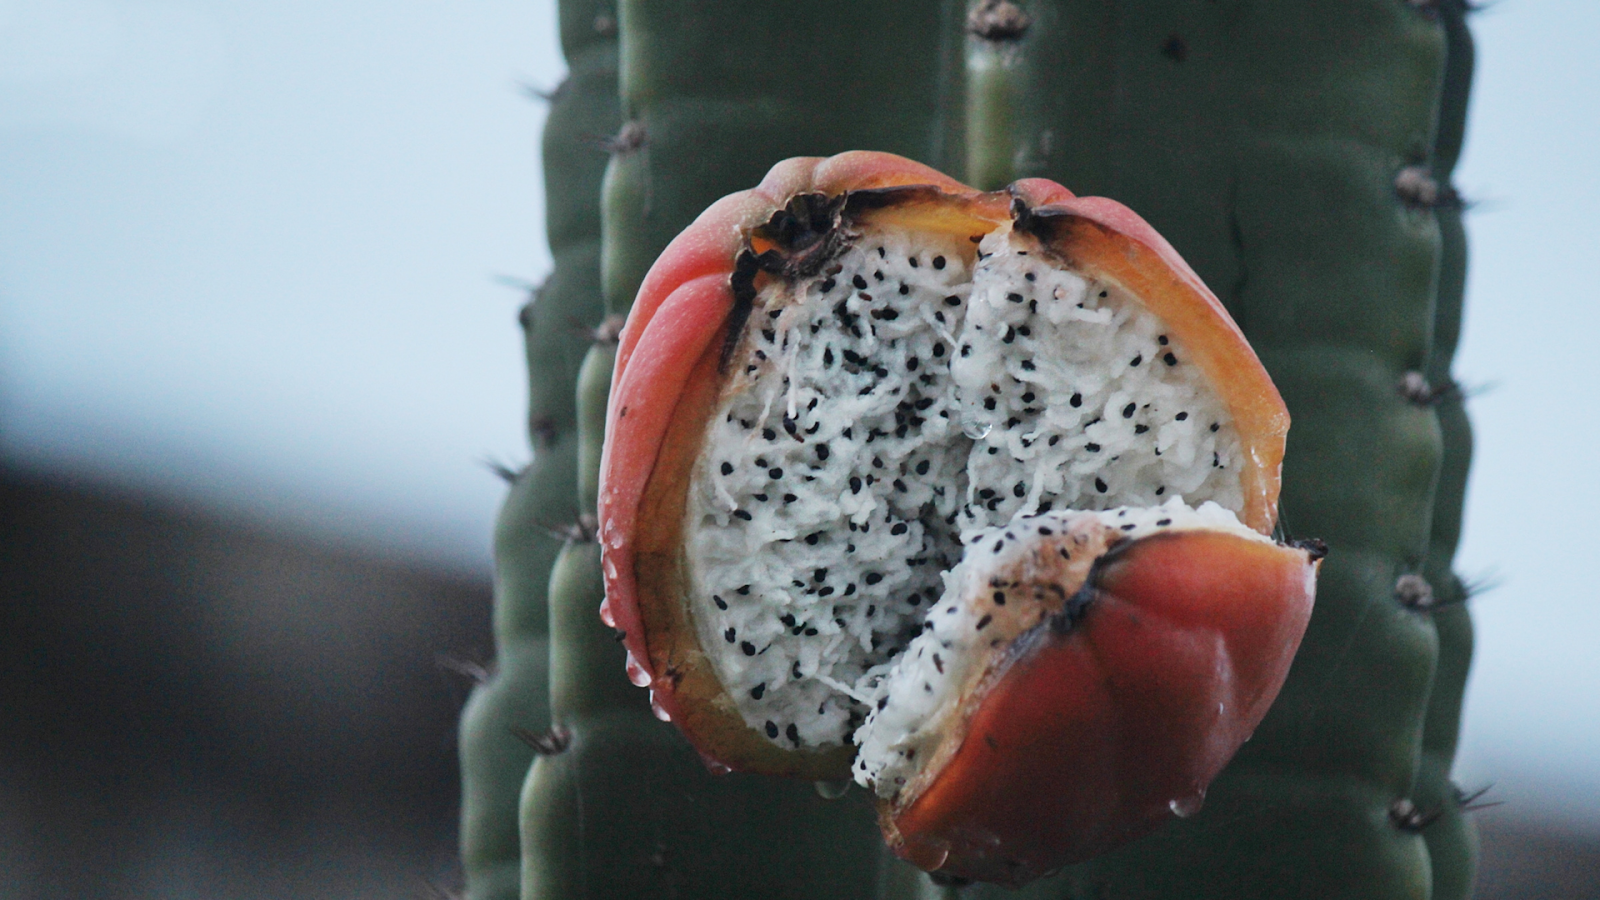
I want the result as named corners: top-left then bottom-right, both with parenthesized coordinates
top-left (597, 151), bottom-right (1317, 884)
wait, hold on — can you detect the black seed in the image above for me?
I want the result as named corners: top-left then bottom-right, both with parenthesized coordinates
top-left (933, 255), bottom-right (946, 269)
top-left (1020, 359), bottom-right (1035, 371)
top-left (1176, 411), bottom-right (1188, 421)
top-left (898, 283), bottom-right (910, 295)
top-left (1159, 335), bottom-right (1169, 345)
top-left (1164, 352), bottom-right (1178, 366)
top-left (820, 278), bottom-right (837, 293)
top-left (850, 476), bottom-right (863, 494)
top-left (944, 295), bottom-right (962, 306)
top-left (763, 428), bottom-right (777, 440)
top-left (915, 459), bottom-right (931, 475)
top-left (769, 467), bottom-right (783, 479)
top-left (1121, 523), bottom-right (1137, 531)
top-left (818, 586), bottom-right (834, 596)
top-left (908, 256), bottom-right (920, 268)
top-left (1070, 392), bottom-right (1083, 408)
top-left (933, 342), bottom-right (946, 357)
top-left (852, 274), bottom-right (868, 290)
top-left (1013, 482), bottom-right (1027, 498)
top-left (1130, 354), bottom-right (1142, 367)
top-left (1095, 477), bottom-right (1108, 493)
top-left (907, 356), bottom-right (920, 372)
top-left (724, 627), bottom-right (736, 643)
top-left (780, 614), bottom-right (796, 627)
top-left (1048, 435), bottom-right (1061, 446)
top-left (865, 573), bottom-right (883, 585)
top-left (1085, 443), bottom-right (1101, 452)
top-left (1122, 403), bottom-right (1137, 419)
top-left (720, 461), bottom-right (734, 475)
top-left (843, 427), bottom-right (853, 439)
top-left (1156, 486), bottom-right (1166, 495)
top-left (893, 479), bottom-right (908, 492)
top-left (749, 683), bottom-right (766, 700)
top-left (741, 641), bottom-right (756, 656)
top-left (1002, 327), bottom-right (1016, 344)
top-left (891, 522), bottom-right (909, 535)
top-left (816, 444), bottom-right (830, 461)
top-left (1157, 518), bottom-right (1173, 526)
top-left (878, 697), bottom-right (889, 710)
top-left (805, 532), bottom-right (822, 545)
top-left (804, 628), bottom-right (818, 636)
top-left (733, 509), bottom-right (753, 521)
top-left (983, 397), bottom-right (997, 411)
top-left (1210, 422), bottom-right (1221, 432)
top-left (783, 493), bottom-right (798, 503)
top-left (1134, 424), bottom-right (1149, 434)
top-left (1021, 391), bottom-right (1036, 402)
top-left (993, 591), bottom-right (1006, 605)
top-left (1006, 417), bottom-right (1021, 429)
top-left (822, 348), bottom-right (834, 367)
top-left (1007, 292), bottom-right (1024, 304)
top-left (961, 344), bottom-right (972, 357)
top-left (845, 583), bottom-right (856, 596)
top-left (977, 615), bottom-right (993, 630)
top-left (993, 540), bottom-right (1005, 552)
top-left (874, 270), bottom-right (884, 281)
top-left (713, 595), bottom-right (727, 610)
top-left (814, 567), bottom-right (829, 582)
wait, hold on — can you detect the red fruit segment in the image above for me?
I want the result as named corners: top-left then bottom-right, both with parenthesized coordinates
top-left (880, 522), bottom-right (1319, 886)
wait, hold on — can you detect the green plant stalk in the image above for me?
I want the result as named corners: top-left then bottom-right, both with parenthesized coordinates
top-left (1413, 4), bottom-right (1480, 897)
top-left (519, 3), bottom-right (977, 895)
top-left (951, 2), bottom-right (1472, 896)
top-left (456, 3), bottom-right (616, 898)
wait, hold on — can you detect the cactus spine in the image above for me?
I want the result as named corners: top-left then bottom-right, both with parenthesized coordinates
top-left (495, 1), bottom-right (1479, 896)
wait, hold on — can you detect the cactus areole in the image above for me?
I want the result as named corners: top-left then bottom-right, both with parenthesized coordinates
top-left (597, 152), bottom-right (1320, 885)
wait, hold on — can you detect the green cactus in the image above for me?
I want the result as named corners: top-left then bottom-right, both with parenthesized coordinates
top-left (455, 3), bottom-right (616, 898)
top-left (951, 2), bottom-right (1478, 897)
top-left (492, 1), bottom-right (1480, 896)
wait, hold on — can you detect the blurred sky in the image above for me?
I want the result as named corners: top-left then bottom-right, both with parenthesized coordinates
top-left (1, 0), bottom-right (1596, 830)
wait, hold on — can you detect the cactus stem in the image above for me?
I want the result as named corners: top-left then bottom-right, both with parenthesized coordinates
top-left (510, 725), bottom-right (574, 756)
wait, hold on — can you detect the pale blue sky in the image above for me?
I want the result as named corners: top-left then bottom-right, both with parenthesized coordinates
top-left (1, 1), bottom-right (1595, 829)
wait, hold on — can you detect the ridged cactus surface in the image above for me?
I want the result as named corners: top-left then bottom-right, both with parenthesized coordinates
top-left (479, 2), bottom-right (1481, 897)
top-left (455, 3), bottom-right (615, 898)
top-left (945, 2), bottom-right (1477, 897)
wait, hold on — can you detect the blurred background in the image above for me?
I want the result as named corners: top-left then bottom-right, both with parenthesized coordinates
top-left (1, 1), bottom-right (1596, 897)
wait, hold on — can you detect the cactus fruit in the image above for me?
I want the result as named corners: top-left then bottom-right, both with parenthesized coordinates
top-left (597, 151), bottom-right (1321, 884)
top-left (495, 0), bottom-right (1478, 896)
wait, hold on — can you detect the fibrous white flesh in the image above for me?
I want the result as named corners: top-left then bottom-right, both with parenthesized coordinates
top-left (851, 500), bottom-right (1269, 797)
top-left (682, 220), bottom-right (1247, 754)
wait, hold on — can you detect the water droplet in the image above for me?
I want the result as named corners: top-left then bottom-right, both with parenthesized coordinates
top-left (1168, 791), bottom-right (1206, 819)
top-left (603, 557), bottom-right (620, 580)
top-left (649, 692), bottom-right (673, 722)
top-left (702, 758), bottom-right (731, 776)
top-left (625, 653), bottom-right (651, 687)
top-left (962, 421), bottom-right (994, 440)
top-left (598, 598), bottom-right (616, 628)
top-left (814, 779), bottom-right (851, 800)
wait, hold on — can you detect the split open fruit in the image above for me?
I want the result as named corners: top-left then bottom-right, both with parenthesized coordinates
top-left (597, 151), bottom-right (1320, 886)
